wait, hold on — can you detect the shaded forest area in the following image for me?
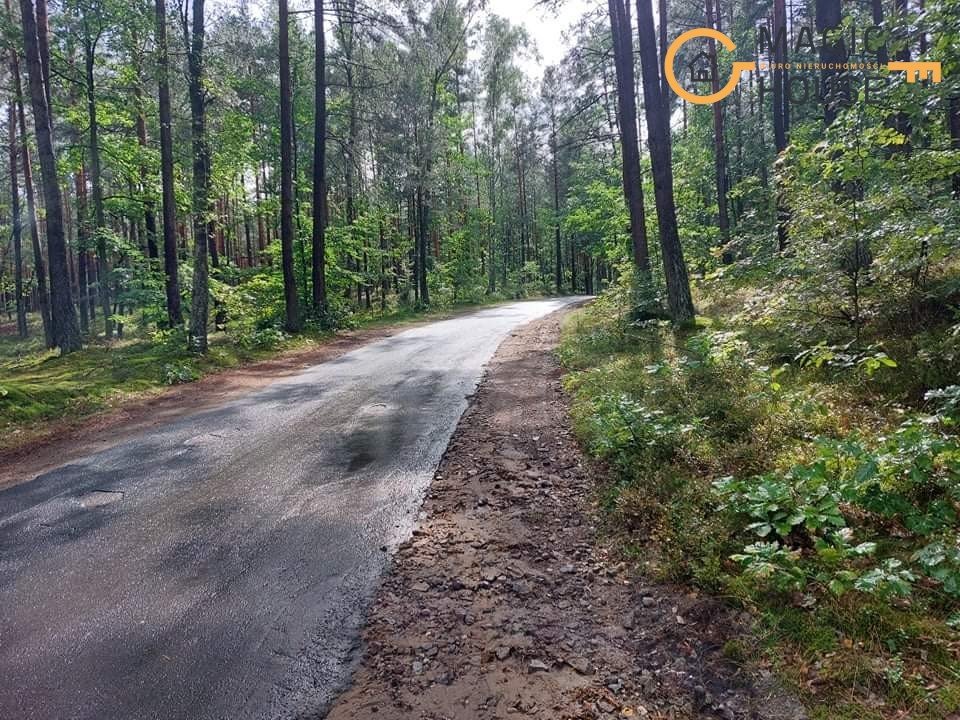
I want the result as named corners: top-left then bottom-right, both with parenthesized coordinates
top-left (558, 0), bottom-right (960, 718)
top-left (1, 0), bottom-right (633, 360)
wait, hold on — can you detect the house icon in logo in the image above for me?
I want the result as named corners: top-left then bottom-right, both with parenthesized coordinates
top-left (687, 49), bottom-right (715, 84)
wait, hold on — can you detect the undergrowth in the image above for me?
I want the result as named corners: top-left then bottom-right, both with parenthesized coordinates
top-left (0, 294), bottom-right (510, 448)
top-left (559, 275), bottom-right (960, 719)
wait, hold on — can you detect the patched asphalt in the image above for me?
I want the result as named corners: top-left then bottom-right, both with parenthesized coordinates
top-left (0, 298), bottom-right (583, 720)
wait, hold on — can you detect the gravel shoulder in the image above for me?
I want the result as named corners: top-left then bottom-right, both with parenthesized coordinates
top-left (324, 308), bottom-right (806, 720)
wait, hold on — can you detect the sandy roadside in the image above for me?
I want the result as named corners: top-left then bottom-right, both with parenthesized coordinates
top-left (323, 308), bottom-right (806, 720)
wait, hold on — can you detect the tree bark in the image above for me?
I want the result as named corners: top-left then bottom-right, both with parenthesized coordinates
top-left (75, 166), bottom-right (90, 333)
top-left (8, 15), bottom-right (52, 346)
top-left (705, 0), bottom-right (730, 261)
top-left (187, 0), bottom-right (212, 351)
top-left (19, 0), bottom-right (81, 351)
top-left (34, 0), bottom-right (51, 108)
top-left (772, 0), bottom-right (790, 250)
top-left (950, 96), bottom-right (960, 199)
top-left (311, 0), bottom-right (327, 315)
top-left (278, 0), bottom-right (301, 331)
top-left (888, 0), bottom-right (911, 149)
top-left (607, 0), bottom-right (650, 273)
top-left (156, 0), bottom-right (182, 326)
top-left (135, 90), bottom-right (159, 261)
top-left (635, 0), bottom-right (695, 322)
top-left (416, 184), bottom-right (430, 305)
top-left (8, 102), bottom-right (28, 338)
top-left (551, 110), bottom-right (562, 293)
top-left (816, 0), bottom-right (847, 127)
top-left (83, 24), bottom-right (112, 337)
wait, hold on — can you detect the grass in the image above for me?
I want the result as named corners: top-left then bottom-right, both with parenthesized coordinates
top-left (0, 295), bottom-right (523, 449)
top-left (558, 281), bottom-right (960, 719)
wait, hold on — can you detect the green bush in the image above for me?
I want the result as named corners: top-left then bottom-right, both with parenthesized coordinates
top-left (560, 290), bottom-right (960, 716)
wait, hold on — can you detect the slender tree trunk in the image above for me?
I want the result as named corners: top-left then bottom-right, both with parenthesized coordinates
top-left (635, 0), bottom-right (695, 322)
top-left (816, 0), bottom-right (847, 127)
top-left (9, 22), bottom-right (51, 345)
top-left (705, 0), bottom-right (731, 261)
top-left (278, 0), bottom-right (300, 331)
top-left (888, 0), bottom-right (912, 150)
top-left (76, 163), bottom-right (97, 324)
top-left (417, 184), bottom-right (430, 305)
top-left (84, 27), bottom-right (112, 337)
top-left (187, 0), bottom-right (212, 351)
top-left (8, 103), bottom-right (28, 338)
top-left (336, 0), bottom-right (359, 305)
top-left (135, 88), bottom-right (159, 261)
top-left (551, 111), bottom-right (562, 293)
top-left (607, 0), bottom-right (650, 273)
top-left (34, 0), bottom-right (51, 108)
top-left (156, 0), bottom-right (182, 326)
top-left (658, 0), bottom-right (669, 103)
top-left (312, 0), bottom-right (327, 315)
top-left (950, 96), bottom-right (960, 199)
top-left (772, 0), bottom-right (790, 250)
top-left (75, 166), bottom-right (90, 334)
top-left (20, 0), bottom-right (81, 351)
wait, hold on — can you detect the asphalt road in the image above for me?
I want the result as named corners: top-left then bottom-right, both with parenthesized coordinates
top-left (0, 298), bottom-right (582, 720)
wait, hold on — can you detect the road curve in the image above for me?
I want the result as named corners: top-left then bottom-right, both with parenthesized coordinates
top-left (0, 298), bottom-right (584, 720)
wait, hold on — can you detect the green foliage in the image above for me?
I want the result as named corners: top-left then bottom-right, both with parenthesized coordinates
top-left (561, 278), bottom-right (960, 716)
top-left (218, 274), bottom-right (288, 350)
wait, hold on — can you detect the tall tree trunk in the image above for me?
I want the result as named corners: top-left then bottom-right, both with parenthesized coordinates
top-left (705, 0), bottom-right (730, 261)
top-left (336, 0), bottom-right (359, 304)
top-left (658, 0), bottom-right (669, 103)
top-left (34, 0), bottom-right (51, 108)
top-left (75, 166), bottom-right (90, 334)
top-left (416, 184), bottom-right (430, 305)
top-left (254, 164), bottom-right (266, 251)
top-left (8, 103), bottom-right (28, 338)
top-left (311, 0), bottom-right (327, 314)
top-left (950, 96), bottom-right (960, 199)
top-left (888, 0), bottom-right (911, 149)
top-left (187, 0), bottom-right (212, 351)
top-left (19, 0), bottom-right (81, 351)
top-left (772, 0), bottom-right (790, 250)
top-left (551, 110), bottom-right (562, 293)
top-left (816, 0), bottom-right (847, 127)
top-left (135, 88), bottom-right (159, 260)
top-left (156, 0), bottom-right (182, 326)
top-left (8, 19), bottom-right (51, 345)
top-left (278, 0), bottom-right (300, 331)
top-left (635, 0), bottom-right (695, 322)
top-left (607, 0), bottom-right (650, 273)
top-left (84, 26), bottom-right (112, 337)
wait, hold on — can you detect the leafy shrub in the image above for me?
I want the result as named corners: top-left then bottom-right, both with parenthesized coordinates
top-left (715, 398), bottom-right (960, 599)
top-left (161, 362), bottom-right (199, 385)
top-left (219, 275), bottom-right (287, 348)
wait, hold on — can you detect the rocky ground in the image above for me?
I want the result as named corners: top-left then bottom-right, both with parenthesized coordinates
top-left (324, 308), bottom-right (806, 720)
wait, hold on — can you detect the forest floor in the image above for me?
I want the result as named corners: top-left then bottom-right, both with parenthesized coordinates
top-left (324, 309), bottom-right (807, 720)
top-left (0, 301), bottom-right (510, 490)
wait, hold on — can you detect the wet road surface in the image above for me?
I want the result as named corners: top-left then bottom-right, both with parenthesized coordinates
top-left (0, 298), bottom-right (582, 720)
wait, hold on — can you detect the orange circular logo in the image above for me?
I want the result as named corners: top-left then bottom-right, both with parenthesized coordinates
top-left (664, 28), bottom-right (757, 105)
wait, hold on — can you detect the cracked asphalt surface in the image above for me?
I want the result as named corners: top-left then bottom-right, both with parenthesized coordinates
top-left (0, 298), bottom-right (583, 720)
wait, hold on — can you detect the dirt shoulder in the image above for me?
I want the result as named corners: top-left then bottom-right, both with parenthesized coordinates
top-left (0, 314), bottom-right (457, 490)
top-left (324, 309), bottom-right (806, 720)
